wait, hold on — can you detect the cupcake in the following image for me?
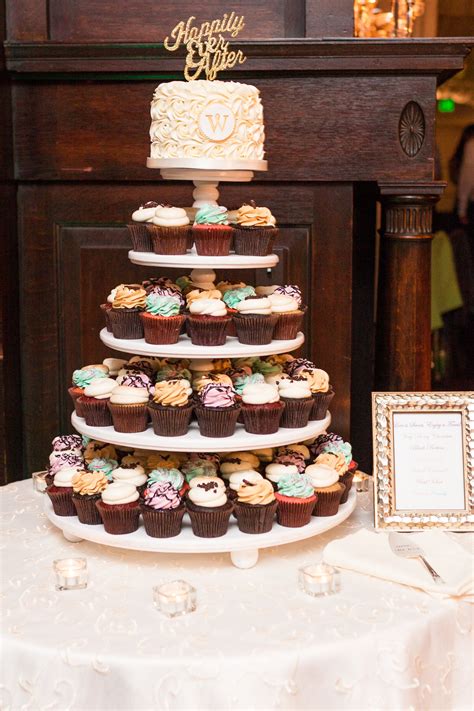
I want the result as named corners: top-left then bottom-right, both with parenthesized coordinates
top-left (140, 481), bottom-right (185, 538)
top-left (264, 462), bottom-right (299, 491)
top-left (269, 286), bottom-right (306, 341)
top-left (148, 205), bottom-right (190, 254)
top-left (232, 203), bottom-right (278, 256)
top-left (103, 358), bottom-right (127, 377)
top-left (95, 482), bottom-right (140, 534)
top-left (192, 371), bottom-right (233, 394)
top-left (78, 378), bottom-right (118, 427)
top-left (278, 379), bottom-right (313, 428)
top-left (240, 382), bottom-right (284, 435)
top-left (222, 286), bottom-right (256, 337)
top-left (108, 385), bottom-right (150, 433)
top-left (182, 458), bottom-right (218, 485)
top-left (148, 379), bottom-right (193, 436)
top-left (192, 205), bottom-right (233, 256)
top-left (83, 441), bottom-right (117, 464)
top-left (220, 452), bottom-right (261, 479)
top-left (51, 434), bottom-right (84, 453)
top-left (228, 469), bottom-right (263, 502)
top-left (315, 450), bottom-right (352, 504)
top-left (147, 467), bottom-right (186, 494)
top-left (109, 285), bottom-right (147, 339)
top-left (293, 368), bottom-right (334, 421)
top-left (186, 477), bottom-right (233, 538)
top-left (71, 470), bottom-right (108, 524)
top-left (48, 449), bottom-right (84, 476)
top-left (233, 297), bottom-right (278, 345)
top-left (87, 456), bottom-right (118, 481)
top-left (305, 463), bottom-right (345, 516)
top-left (46, 467), bottom-right (79, 516)
top-left (274, 450), bottom-right (306, 473)
top-left (113, 464), bottom-right (148, 496)
top-left (140, 293), bottom-right (185, 345)
top-left (275, 472), bottom-right (316, 527)
top-left (234, 478), bottom-right (278, 533)
top-left (194, 383), bottom-right (240, 438)
top-left (68, 365), bottom-right (109, 417)
top-left (187, 296), bottom-right (230, 346)
top-left (177, 268), bottom-right (217, 294)
top-left (128, 201), bottom-right (158, 252)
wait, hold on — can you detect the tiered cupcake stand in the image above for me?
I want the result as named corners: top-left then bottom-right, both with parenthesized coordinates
top-left (45, 168), bottom-right (356, 568)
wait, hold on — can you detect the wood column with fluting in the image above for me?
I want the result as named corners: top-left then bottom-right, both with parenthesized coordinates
top-left (376, 182), bottom-right (445, 391)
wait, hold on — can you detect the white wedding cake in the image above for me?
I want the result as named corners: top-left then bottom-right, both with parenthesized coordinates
top-left (147, 80), bottom-right (267, 171)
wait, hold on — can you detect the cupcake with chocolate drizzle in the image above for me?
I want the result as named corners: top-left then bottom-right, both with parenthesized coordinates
top-left (128, 200), bottom-right (160, 252)
top-left (140, 480), bottom-right (186, 538)
top-left (194, 382), bottom-right (241, 438)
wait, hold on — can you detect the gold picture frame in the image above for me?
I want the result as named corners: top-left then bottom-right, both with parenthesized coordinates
top-left (372, 392), bottom-right (474, 531)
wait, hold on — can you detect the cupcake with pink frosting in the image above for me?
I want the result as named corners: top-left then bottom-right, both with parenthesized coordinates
top-left (194, 382), bottom-right (241, 438)
top-left (140, 481), bottom-right (185, 538)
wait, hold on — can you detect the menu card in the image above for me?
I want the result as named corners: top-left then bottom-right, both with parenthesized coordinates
top-left (392, 412), bottom-right (466, 511)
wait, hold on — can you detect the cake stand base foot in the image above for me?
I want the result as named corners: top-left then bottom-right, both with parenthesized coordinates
top-left (230, 549), bottom-right (259, 569)
top-left (63, 531), bottom-right (84, 543)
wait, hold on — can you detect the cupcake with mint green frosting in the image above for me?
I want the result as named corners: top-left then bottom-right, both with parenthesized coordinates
top-left (192, 205), bottom-right (233, 257)
top-left (87, 457), bottom-right (118, 480)
top-left (68, 364), bottom-right (109, 418)
top-left (274, 472), bottom-right (317, 527)
top-left (140, 292), bottom-right (185, 345)
top-left (147, 467), bottom-right (186, 495)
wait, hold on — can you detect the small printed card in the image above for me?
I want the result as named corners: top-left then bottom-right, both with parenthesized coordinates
top-left (372, 392), bottom-right (474, 531)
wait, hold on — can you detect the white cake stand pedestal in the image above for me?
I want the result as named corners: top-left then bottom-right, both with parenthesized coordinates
top-left (44, 491), bottom-right (356, 569)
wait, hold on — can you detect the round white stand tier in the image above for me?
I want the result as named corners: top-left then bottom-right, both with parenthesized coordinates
top-left (71, 411), bottom-right (331, 453)
top-left (100, 328), bottom-right (304, 359)
top-left (128, 249), bottom-right (279, 269)
top-left (44, 490), bottom-right (356, 569)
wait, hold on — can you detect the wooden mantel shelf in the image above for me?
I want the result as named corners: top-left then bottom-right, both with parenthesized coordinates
top-left (4, 38), bottom-right (471, 82)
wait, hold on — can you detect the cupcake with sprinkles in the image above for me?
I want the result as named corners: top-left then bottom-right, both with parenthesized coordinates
top-left (269, 285), bottom-right (306, 341)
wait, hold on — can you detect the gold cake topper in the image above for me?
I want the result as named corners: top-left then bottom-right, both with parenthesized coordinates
top-left (164, 12), bottom-right (247, 81)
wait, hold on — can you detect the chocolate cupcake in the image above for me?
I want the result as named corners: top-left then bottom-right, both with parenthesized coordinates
top-left (109, 284), bottom-right (147, 339)
top-left (315, 449), bottom-right (352, 505)
top-left (128, 201), bottom-right (158, 252)
top-left (233, 477), bottom-right (277, 534)
top-left (232, 203), bottom-right (278, 256)
top-left (186, 292), bottom-right (230, 346)
top-left (108, 385), bottom-right (150, 433)
top-left (147, 205), bottom-right (190, 255)
top-left (72, 470), bottom-right (108, 524)
top-left (192, 205), bottom-right (233, 256)
top-left (233, 296), bottom-right (278, 345)
top-left (240, 382), bottom-right (284, 434)
top-left (194, 383), bottom-right (240, 438)
top-left (78, 378), bottom-right (118, 427)
top-left (140, 293), bottom-right (185, 345)
top-left (68, 364), bottom-right (109, 418)
top-left (95, 482), bottom-right (140, 534)
top-left (46, 468), bottom-right (79, 516)
top-left (222, 286), bottom-right (256, 337)
top-left (274, 472), bottom-right (316, 527)
top-left (269, 286), bottom-right (306, 341)
top-left (140, 481), bottom-right (185, 538)
top-left (148, 379), bottom-right (193, 436)
top-left (306, 463), bottom-right (345, 516)
top-left (186, 477), bottom-right (233, 538)
top-left (278, 379), bottom-right (313, 428)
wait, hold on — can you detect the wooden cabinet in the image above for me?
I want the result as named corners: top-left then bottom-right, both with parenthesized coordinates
top-left (0, 1), bottom-right (470, 481)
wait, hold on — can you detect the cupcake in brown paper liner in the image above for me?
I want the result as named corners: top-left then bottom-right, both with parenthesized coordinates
top-left (194, 382), bottom-right (240, 438)
top-left (148, 379), bottom-right (193, 437)
top-left (78, 377), bottom-right (118, 427)
top-left (109, 284), bottom-right (147, 339)
top-left (107, 385), bottom-right (150, 433)
top-left (232, 203), bottom-right (278, 256)
top-left (233, 478), bottom-right (278, 534)
top-left (128, 201), bottom-right (158, 252)
top-left (240, 381), bottom-right (284, 435)
top-left (268, 285), bottom-right (306, 341)
top-left (71, 470), bottom-right (108, 524)
top-left (278, 378), bottom-right (313, 428)
top-left (306, 462), bottom-right (345, 516)
top-left (46, 467), bottom-right (80, 516)
top-left (185, 289), bottom-right (230, 346)
top-left (233, 296), bottom-right (278, 345)
top-left (95, 481), bottom-right (140, 534)
top-left (186, 477), bottom-right (233, 538)
top-left (140, 481), bottom-right (185, 538)
top-left (147, 205), bottom-right (190, 255)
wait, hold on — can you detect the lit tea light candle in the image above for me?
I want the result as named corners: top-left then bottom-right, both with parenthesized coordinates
top-left (32, 470), bottom-right (48, 493)
top-left (53, 558), bottom-right (88, 591)
top-left (353, 471), bottom-right (371, 492)
top-left (153, 580), bottom-right (196, 618)
top-left (298, 562), bottom-right (341, 597)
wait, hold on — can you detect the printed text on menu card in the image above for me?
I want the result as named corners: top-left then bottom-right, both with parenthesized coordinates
top-left (392, 412), bottom-right (466, 511)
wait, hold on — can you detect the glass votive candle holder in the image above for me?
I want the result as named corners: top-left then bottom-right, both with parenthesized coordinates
top-left (153, 580), bottom-right (196, 618)
top-left (353, 471), bottom-right (371, 493)
top-left (32, 470), bottom-right (48, 493)
top-left (298, 563), bottom-right (341, 597)
top-left (53, 558), bottom-right (88, 591)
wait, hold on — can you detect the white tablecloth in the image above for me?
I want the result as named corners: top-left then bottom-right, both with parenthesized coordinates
top-left (1, 480), bottom-right (473, 711)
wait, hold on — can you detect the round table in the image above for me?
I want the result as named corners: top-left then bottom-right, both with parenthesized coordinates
top-left (1, 480), bottom-right (472, 710)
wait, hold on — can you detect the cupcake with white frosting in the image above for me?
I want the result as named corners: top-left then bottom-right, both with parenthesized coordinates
top-left (78, 377), bottom-right (119, 427)
top-left (112, 464), bottom-right (148, 495)
top-left (291, 366), bottom-right (334, 422)
top-left (186, 293), bottom-right (230, 347)
top-left (128, 200), bottom-right (159, 252)
top-left (278, 378), bottom-right (313, 428)
top-left (186, 476), bottom-right (233, 538)
top-left (148, 205), bottom-right (190, 255)
top-left (46, 466), bottom-right (81, 516)
top-left (269, 285), bottom-right (306, 341)
top-left (95, 481), bottom-right (140, 534)
top-left (240, 381), bottom-right (284, 435)
top-left (233, 296), bottom-right (278, 345)
top-left (264, 462), bottom-right (299, 491)
top-left (107, 385), bottom-right (150, 433)
top-left (305, 463), bottom-right (345, 517)
top-left (233, 477), bottom-right (278, 533)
